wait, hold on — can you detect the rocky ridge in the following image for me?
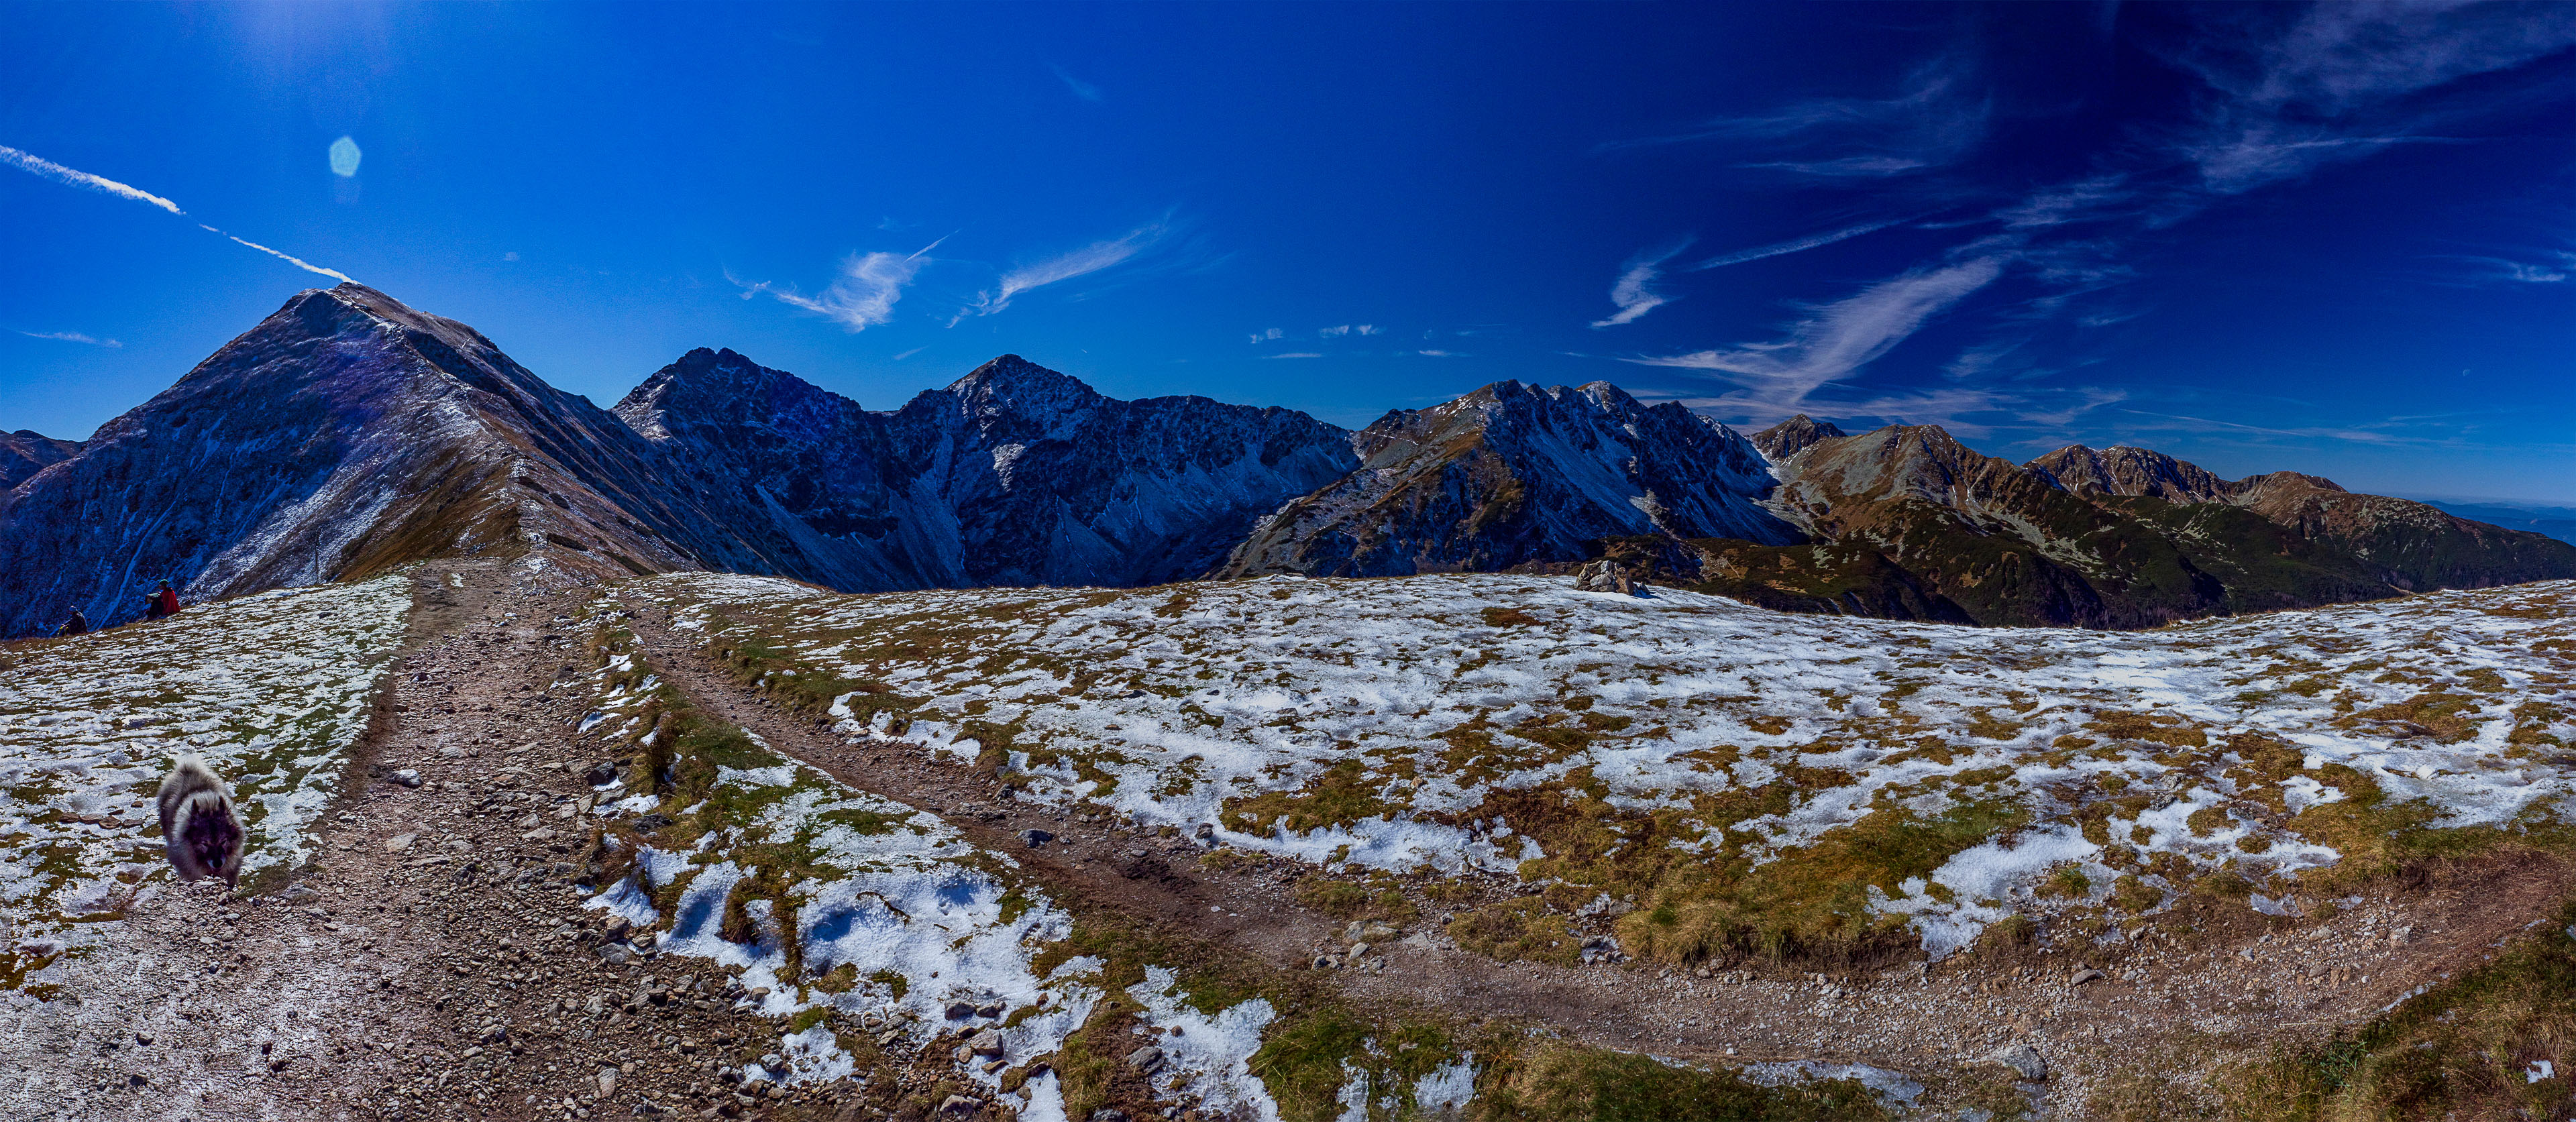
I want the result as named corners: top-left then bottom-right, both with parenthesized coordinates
top-left (1221, 380), bottom-right (1799, 577)
top-left (3, 284), bottom-right (2567, 637)
top-left (1667, 418), bottom-right (2576, 627)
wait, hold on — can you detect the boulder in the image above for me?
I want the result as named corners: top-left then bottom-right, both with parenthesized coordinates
top-left (1986, 1042), bottom-right (2046, 1081)
top-left (1574, 560), bottom-right (1639, 595)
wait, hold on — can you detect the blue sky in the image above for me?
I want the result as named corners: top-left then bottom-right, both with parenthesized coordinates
top-left (2, 3), bottom-right (2570, 501)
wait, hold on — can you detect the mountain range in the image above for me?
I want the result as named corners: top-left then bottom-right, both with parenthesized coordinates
top-left (2, 282), bottom-right (2567, 636)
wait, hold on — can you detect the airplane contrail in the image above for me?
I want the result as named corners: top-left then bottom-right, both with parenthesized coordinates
top-left (3, 142), bottom-right (357, 283)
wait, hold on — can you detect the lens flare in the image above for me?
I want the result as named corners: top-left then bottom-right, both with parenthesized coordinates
top-left (328, 135), bottom-right (362, 178)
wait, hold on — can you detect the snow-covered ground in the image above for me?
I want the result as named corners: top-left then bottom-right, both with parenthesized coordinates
top-left (575, 624), bottom-right (1325, 1119)
top-left (0, 575), bottom-right (411, 995)
top-left (630, 572), bottom-right (2576, 957)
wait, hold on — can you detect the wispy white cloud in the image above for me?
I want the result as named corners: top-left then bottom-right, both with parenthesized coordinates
top-left (1625, 255), bottom-right (2006, 412)
top-left (1355, 325), bottom-right (1379, 335)
top-left (1050, 64), bottom-right (1105, 103)
top-left (1249, 327), bottom-right (1284, 344)
top-left (1607, 63), bottom-right (1988, 179)
top-left (736, 237), bottom-right (943, 332)
top-left (2165, 3), bottom-right (2576, 194)
top-left (1416, 349), bottom-right (1459, 357)
top-left (0, 144), bottom-right (183, 214)
top-left (2111, 407), bottom-right (2446, 449)
top-left (956, 221), bottom-right (1169, 322)
top-left (1993, 176), bottom-right (2135, 231)
top-left (1690, 219), bottom-right (1909, 271)
top-left (1320, 325), bottom-right (1351, 337)
top-left (1591, 237), bottom-right (1693, 328)
top-left (13, 329), bottom-right (121, 347)
top-left (1263, 352), bottom-right (1323, 360)
top-left (892, 345), bottom-right (928, 360)
top-left (2439, 252), bottom-right (2575, 284)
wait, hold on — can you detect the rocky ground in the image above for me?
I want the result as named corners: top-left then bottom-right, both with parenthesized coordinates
top-left (0, 559), bottom-right (2563, 1121)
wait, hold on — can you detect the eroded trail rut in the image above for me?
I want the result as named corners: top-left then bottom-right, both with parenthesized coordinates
top-left (5, 561), bottom-right (2560, 1121)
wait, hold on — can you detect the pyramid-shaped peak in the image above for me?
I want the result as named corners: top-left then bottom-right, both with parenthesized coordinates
top-left (615, 347), bottom-right (851, 441)
top-left (1750, 413), bottom-right (1848, 460)
top-left (943, 355), bottom-right (1105, 417)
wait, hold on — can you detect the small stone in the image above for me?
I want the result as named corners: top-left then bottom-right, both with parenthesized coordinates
top-left (969, 1029), bottom-right (1004, 1058)
top-left (599, 944), bottom-right (633, 966)
top-left (976, 1001), bottom-right (1006, 1018)
top-left (1126, 1045), bottom-right (1163, 1071)
top-left (586, 759), bottom-right (621, 787)
top-left (2070, 968), bottom-right (2104, 986)
top-left (597, 1068), bottom-right (618, 1097)
top-left (1018, 828), bottom-right (1054, 848)
top-left (389, 769), bottom-right (423, 788)
top-left (939, 1095), bottom-right (979, 1116)
top-left (945, 1000), bottom-right (977, 1020)
top-left (382, 833), bottom-right (417, 854)
top-left (1985, 1042), bottom-right (2046, 1082)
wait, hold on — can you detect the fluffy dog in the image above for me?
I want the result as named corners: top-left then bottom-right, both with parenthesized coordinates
top-left (156, 756), bottom-right (243, 887)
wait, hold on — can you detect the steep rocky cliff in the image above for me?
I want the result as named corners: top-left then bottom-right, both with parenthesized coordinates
top-left (612, 348), bottom-right (1360, 589)
top-left (1221, 380), bottom-right (1798, 577)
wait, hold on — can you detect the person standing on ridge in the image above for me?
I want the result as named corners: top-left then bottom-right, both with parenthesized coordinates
top-left (57, 606), bottom-right (89, 636)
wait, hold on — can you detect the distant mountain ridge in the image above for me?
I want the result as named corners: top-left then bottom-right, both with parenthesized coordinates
top-left (1661, 418), bottom-right (2576, 627)
top-left (0, 429), bottom-right (79, 492)
top-left (1, 283), bottom-right (2567, 635)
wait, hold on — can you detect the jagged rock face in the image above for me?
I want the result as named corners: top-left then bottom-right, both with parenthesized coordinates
top-left (877, 356), bottom-right (1364, 586)
top-left (1224, 381), bottom-right (1797, 577)
top-left (610, 347), bottom-right (915, 589)
top-left (618, 351), bottom-right (1361, 588)
top-left (0, 430), bottom-right (79, 494)
top-left (2027, 445), bottom-right (2234, 504)
top-left (0, 284), bottom-right (725, 636)
top-left (1750, 414), bottom-right (1847, 461)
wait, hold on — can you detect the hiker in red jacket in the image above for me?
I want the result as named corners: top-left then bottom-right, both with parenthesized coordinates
top-left (146, 579), bottom-right (181, 620)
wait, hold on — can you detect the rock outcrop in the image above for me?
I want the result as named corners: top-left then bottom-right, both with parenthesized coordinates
top-left (1222, 381), bottom-right (1798, 577)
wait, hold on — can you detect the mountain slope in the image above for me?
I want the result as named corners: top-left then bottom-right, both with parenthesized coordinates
top-left (1222, 380), bottom-right (1798, 577)
top-left (0, 429), bottom-right (79, 494)
top-left (613, 349), bottom-right (1362, 589)
top-left (0, 284), bottom-right (700, 636)
top-left (1703, 425), bottom-right (2576, 627)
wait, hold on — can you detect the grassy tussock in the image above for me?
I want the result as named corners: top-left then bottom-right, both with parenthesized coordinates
top-left (2215, 896), bottom-right (2576, 1121)
top-left (1464, 1037), bottom-right (1892, 1122)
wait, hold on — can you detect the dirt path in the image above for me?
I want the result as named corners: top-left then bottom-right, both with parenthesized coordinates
top-left (612, 586), bottom-right (2576, 1109)
top-left (3, 561), bottom-right (2557, 1121)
